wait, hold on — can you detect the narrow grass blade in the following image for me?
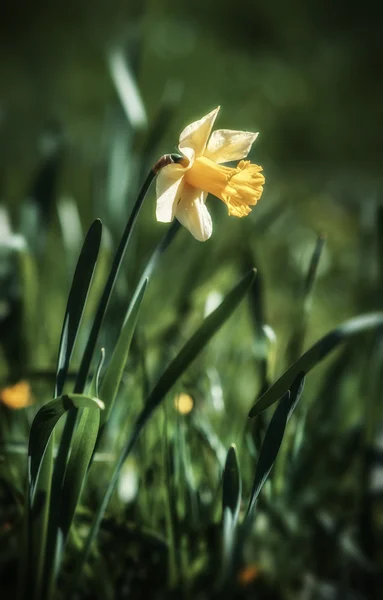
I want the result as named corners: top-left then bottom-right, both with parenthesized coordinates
top-left (89, 348), bottom-right (106, 398)
top-left (57, 195), bottom-right (84, 276)
top-left (193, 416), bottom-right (227, 469)
top-left (72, 269), bottom-right (256, 586)
top-left (130, 220), bottom-right (181, 309)
top-left (55, 219), bottom-right (102, 397)
top-left (220, 445), bottom-right (242, 585)
top-left (222, 444), bottom-right (241, 524)
top-left (55, 349), bottom-right (105, 553)
top-left (246, 373), bottom-right (305, 518)
top-left (20, 134), bottom-right (62, 253)
top-left (248, 265), bottom-right (268, 387)
top-left (139, 269), bottom-right (256, 423)
top-left (29, 441), bottom-right (54, 600)
top-left (28, 394), bottom-right (104, 495)
top-left (99, 278), bottom-right (147, 424)
top-left (378, 207), bottom-right (383, 281)
top-left (107, 46), bottom-right (147, 131)
top-left (59, 407), bottom-right (101, 538)
top-left (286, 234), bottom-right (326, 364)
top-left (249, 312), bottom-right (383, 417)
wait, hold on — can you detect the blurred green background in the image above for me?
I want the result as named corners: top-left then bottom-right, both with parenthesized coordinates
top-left (1, 2), bottom-right (383, 598)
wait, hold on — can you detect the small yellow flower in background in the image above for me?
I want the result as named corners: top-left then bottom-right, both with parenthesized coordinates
top-left (0, 380), bottom-right (32, 409)
top-left (156, 106), bottom-right (265, 241)
top-left (174, 392), bottom-right (194, 415)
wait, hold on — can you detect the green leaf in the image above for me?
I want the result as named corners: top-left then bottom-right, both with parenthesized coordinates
top-left (220, 444), bottom-right (242, 585)
top-left (59, 407), bottom-right (101, 538)
top-left (222, 444), bottom-right (241, 524)
top-left (192, 416), bottom-right (227, 469)
top-left (138, 269), bottom-right (256, 426)
top-left (249, 312), bottom-right (383, 418)
top-left (107, 46), bottom-right (147, 131)
top-left (99, 278), bottom-right (147, 424)
top-left (89, 348), bottom-right (106, 398)
top-left (57, 348), bottom-right (106, 545)
top-left (286, 234), bottom-right (326, 364)
top-left (28, 394), bottom-right (104, 496)
top-left (28, 440), bottom-right (54, 600)
top-left (130, 220), bottom-right (180, 309)
top-left (246, 373), bottom-right (305, 518)
top-left (55, 219), bottom-right (102, 397)
top-left (72, 269), bottom-right (256, 586)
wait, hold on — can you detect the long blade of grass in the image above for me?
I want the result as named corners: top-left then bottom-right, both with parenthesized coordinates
top-left (98, 278), bottom-right (147, 424)
top-left (107, 46), bottom-right (147, 131)
top-left (54, 349), bottom-right (106, 553)
top-left (59, 407), bottom-right (101, 539)
top-left (220, 444), bottom-right (242, 585)
top-left (137, 268), bottom-right (256, 423)
top-left (55, 219), bottom-right (102, 397)
top-left (130, 220), bottom-right (181, 309)
top-left (72, 269), bottom-right (256, 586)
top-left (246, 373), bottom-right (305, 518)
top-left (286, 233), bottom-right (326, 364)
top-left (222, 444), bottom-right (241, 524)
top-left (249, 312), bottom-right (383, 417)
top-left (28, 441), bottom-right (54, 600)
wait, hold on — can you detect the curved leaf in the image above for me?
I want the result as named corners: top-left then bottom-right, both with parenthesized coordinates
top-left (138, 269), bottom-right (256, 423)
top-left (55, 219), bottom-right (102, 397)
top-left (99, 278), bottom-right (147, 424)
top-left (249, 313), bottom-right (383, 418)
top-left (59, 407), bottom-right (101, 538)
top-left (28, 394), bottom-right (104, 495)
top-left (246, 373), bottom-right (305, 518)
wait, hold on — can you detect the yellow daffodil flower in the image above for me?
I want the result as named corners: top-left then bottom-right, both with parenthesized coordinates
top-left (156, 106), bottom-right (265, 241)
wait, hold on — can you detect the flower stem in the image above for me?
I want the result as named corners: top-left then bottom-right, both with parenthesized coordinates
top-left (44, 153), bottom-right (183, 598)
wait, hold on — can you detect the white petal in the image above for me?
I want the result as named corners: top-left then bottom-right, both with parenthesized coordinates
top-left (175, 185), bottom-right (212, 242)
top-left (204, 129), bottom-right (259, 164)
top-left (156, 164), bottom-right (185, 223)
top-left (179, 107), bottom-right (220, 158)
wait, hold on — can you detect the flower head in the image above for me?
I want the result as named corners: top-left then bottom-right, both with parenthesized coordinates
top-left (156, 107), bottom-right (264, 241)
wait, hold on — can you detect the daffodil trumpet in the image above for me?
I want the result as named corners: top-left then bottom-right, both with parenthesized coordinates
top-left (155, 107), bottom-right (265, 241)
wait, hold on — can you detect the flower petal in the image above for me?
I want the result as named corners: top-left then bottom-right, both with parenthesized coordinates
top-left (175, 185), bottom-right (212, 242)
top-left (204, 129), bottom-right (259, 164)
top-left (179, 107), bottom-right (220, 158)
top-left (156, 164), bottom-right (185, 223)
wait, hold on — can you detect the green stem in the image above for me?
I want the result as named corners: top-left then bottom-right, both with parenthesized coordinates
top-left (45, 153), bottom-right (182, 597)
